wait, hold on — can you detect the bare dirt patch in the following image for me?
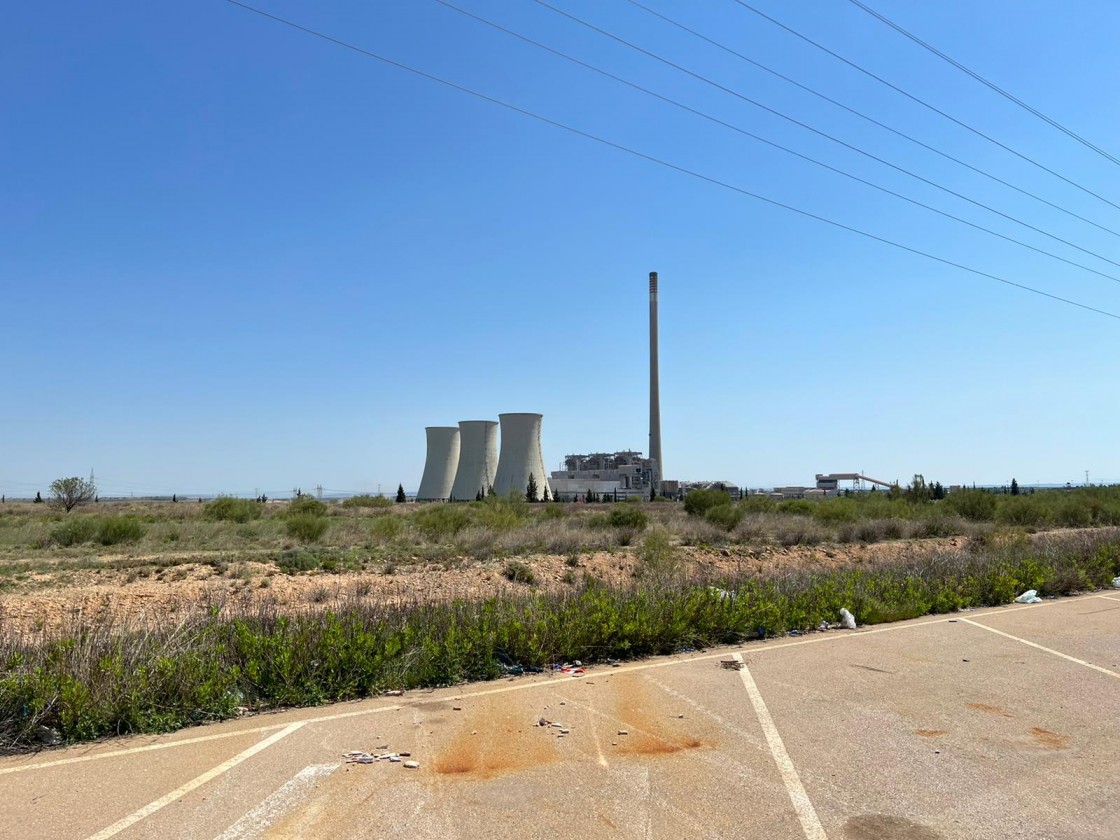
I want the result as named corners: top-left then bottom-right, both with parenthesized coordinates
top-left (0, 536), bottom-right (974, 636)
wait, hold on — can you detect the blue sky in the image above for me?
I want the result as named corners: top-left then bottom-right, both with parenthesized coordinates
top-left (3, 0), bottom-right (1118, 498)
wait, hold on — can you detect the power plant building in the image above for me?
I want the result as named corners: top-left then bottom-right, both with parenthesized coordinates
top-left (416, 426), bottom-right (460, 501)
top-left (450, 420), bottom-right (499, 501)
top-left (549, 451), bottom-right (659, 501)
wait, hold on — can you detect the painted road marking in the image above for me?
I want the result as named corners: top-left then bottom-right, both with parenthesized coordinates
top-left (214, 763), bottom-right (338, 840)
top-left (960, 618), bottom-right (1120, 679)
top-left (0, 723), bottom-right (290, 777)
top-left (84, 722), bottom-right (306, 840)
top-left (733, 653), bottom-right (827, 840)
top-left (0, 598), bottom-right (1084, 778)
top-left (1096, 594), bottom-right (1120, 603)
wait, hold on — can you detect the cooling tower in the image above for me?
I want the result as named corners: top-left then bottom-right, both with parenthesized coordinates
top-left (450, 420), bottom-right (499, 501)
top-left (416, 426), bottom-right (460, 501)
top-left (492, 413), bottom-right (551, 500)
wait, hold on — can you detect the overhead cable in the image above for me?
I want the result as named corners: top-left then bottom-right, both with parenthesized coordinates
top-left (845, 0), bottom-right (1120, 168)
top-left (529, 0), bottom-right (1120, 271)
top-left (223, 0), bottom-right (1120, 322)
top-left (731, 0), bottom-right (1120, 212)
top-left (434, 0), bottom-right (1120, 285)
top-left (622, 0), bottom-right (1120, 240)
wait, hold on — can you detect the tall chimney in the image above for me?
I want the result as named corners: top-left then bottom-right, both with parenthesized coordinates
top-left (649, 271), bottom-right (662, 490)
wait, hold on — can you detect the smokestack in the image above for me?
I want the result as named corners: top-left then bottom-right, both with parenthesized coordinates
top-left (649, 271), bottom-right (662, 490)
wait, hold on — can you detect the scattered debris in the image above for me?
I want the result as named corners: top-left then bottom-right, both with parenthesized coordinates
top-left (452, 706), bottom-right (462, 711)
top-left (1112, 576), bottom-right (1120, 589)
top-left (720, 659), bottom-right (744, 671)
top-left (788, 629), bottom-right (801, 637)
top-left (839, 608), bottom-right (858, 630)
top-left (617, 730), bottom-right (629, 736)
top-left (385, 690), bottom-right (403, 697)
top-left (403, 760), bottom-right (420, 769)
top-left (1014, 590), bottom-right (1042, 604)
top-left (948, 619), bottom-right (958, 623)
top-left (708, 586), bottom-right (735, 600)
top-left (344, 749), bottom-right (415, 766)
top-left (818, 621), bottom-right (830, 632)
top-left (36, 726), bottom-right (62, 747)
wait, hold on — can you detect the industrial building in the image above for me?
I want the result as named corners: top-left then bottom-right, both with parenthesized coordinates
top-left (549, 451), bottom-right (659, 501)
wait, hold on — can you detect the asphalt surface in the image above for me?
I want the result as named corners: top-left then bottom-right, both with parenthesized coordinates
top-left (3, 592), bottom-right (1119, 839)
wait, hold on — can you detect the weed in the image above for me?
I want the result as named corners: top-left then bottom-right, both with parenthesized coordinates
top-left (97, 517), bottom-right (147, 546)
top-left (203, 497), bottom-right (262, 524)
top-left (502, 561), bottom-right (536, 585)
top-left (286, 515), bottom-right (328, 543)
top-left (342, 495), bottom-right (392, 509)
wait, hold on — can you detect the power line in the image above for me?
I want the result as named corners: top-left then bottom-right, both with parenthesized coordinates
top-left (433, 0), bottom-right (1120, 286)
top-left (528, 0), bottom-right (1120, 272)
top-left (845, 0), bottom-right (1120, 168)
top-left (223, 0), bottom-right (1120, 322)
top-left (622, 0), bottom-right (1120, 240)
top-left (731, 0), bottom-right (1120, 213)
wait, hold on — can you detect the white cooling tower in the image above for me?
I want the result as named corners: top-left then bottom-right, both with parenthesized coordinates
top-left (416, 426), bottom-right (460, 501)
top-left (450, 420), bottom-right (499, 501)
top-left (492, 413), bottom-right (551, 500)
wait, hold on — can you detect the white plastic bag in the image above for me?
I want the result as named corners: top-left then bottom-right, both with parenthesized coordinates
top-left (1014, 589), bottom-right (1042, 604)
top-left (839, 608), bottom-right (857, 629)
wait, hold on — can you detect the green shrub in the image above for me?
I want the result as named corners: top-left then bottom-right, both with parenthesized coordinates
top-left (203, 497), bottom-right (262, 523)
top-left (412, 505), bottom-right (471, 540)
top-left (369, 516), bottom-right (403, 540)
top-left (288, 496), bottom-right (328, 517)
top-left (684, 489), bottom-right (732, 517)
top-left (502, 560), bottom-right (536, 584)
top-left (776, 499), bottom-right (813, 517)
top-left (97, 517), bottom-right (147, 545)
top-left (275, 549), bottom-right (323, 573)
top-left (341, 495), bottom-right (392, 509)
top-left (1055, 499), bottom-right (1092, 528)
top-left (997, 496), bottom-right (1048, 528)
top-left (51, 517), bottom-right (99, 547)
top-left (608, 504), bottom-right (648, 530)
top-left (813, 498), bottom-right (859, 523)
top-left (474, 496), bottom-right (527, 531)
top-left (285, 514), bottom-right (328, 543)
top-left (637, 527), bottom-right (681, 580)
top-left (944, 490), bottom-right (996, 521)
top-left (705, 503), bottom-right (744, 531)
top-left (540, 503), bottom-right (568, 520)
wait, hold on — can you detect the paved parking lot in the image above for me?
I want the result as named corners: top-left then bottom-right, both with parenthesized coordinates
top-left (3, 592), bottom-right (1119, 839)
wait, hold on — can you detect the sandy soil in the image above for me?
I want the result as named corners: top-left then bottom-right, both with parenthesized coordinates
top-left (0, 537), bottom-right (969, 637)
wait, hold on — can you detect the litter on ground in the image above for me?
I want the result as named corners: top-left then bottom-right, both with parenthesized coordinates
top-left (840, 608), bottom-right (858, 629)
top-left (1015, 590), bottom-right (1043, 604)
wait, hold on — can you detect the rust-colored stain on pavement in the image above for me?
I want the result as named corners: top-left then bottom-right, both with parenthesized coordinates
top-left (967, 702), bottom-right (1014, 717)
top-left (611, 674), bottom-right (713, 757)
top-left (914, 729), bottom-right (949, 738)
top-left (1029, 727), bottom-right (1070, 750)
top-left (432, 693), bottom-right (559, 779)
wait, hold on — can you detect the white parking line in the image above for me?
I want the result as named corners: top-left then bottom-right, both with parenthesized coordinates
top-left (0, 723), bottom-right (289, 777)
top-left (733, 653), bottom-right (827, 840)
top-left (959, 618), bottom-right (1120, 679)
top-left (214, 762), bottom-right (338, 839)
top-left (1096, 594), bottom-right (1120, 603)
top-left (84, 722), bottom-right (306, 840)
